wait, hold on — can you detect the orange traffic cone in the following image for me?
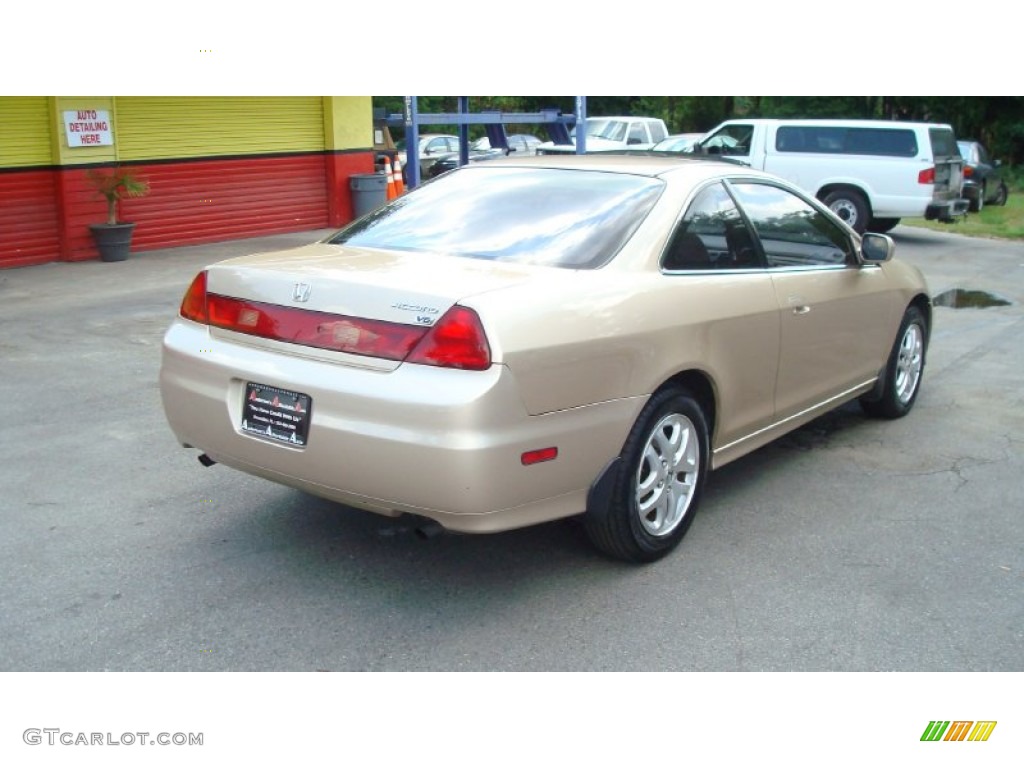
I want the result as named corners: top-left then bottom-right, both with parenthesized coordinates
top-left (392, 155), bottom-right (405, 195)
top-left (383, 157), bottom-right (397, 201)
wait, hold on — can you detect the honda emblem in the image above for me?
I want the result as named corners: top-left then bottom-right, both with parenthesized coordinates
top-left (293, 283), bottom-right (312, 303)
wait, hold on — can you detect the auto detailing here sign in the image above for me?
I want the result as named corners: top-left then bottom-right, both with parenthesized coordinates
top-left (63, 110), bottom-right (113, 147)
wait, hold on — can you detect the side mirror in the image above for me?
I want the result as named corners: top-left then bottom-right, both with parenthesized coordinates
top-left (861, 232), bottom-right (894, 263)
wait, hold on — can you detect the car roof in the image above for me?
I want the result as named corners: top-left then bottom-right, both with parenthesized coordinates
top-left (718, 118), bottom-right (954, 131)
top-left (582, 116), bottom-right (662, 123)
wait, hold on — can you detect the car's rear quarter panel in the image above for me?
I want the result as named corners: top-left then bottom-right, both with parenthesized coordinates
top-left (472, 268), bottom-right (781, 451)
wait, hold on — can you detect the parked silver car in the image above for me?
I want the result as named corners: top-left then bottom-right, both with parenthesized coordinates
top-left (428, 134), bottom-right (543, 177)
top-left (395, 133), bottom-right (460, 178)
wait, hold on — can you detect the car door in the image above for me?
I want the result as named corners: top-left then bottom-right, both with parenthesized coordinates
top-left (661, 181), bottom-right (779, 450)
top-left (927, 127), bottom-right (965, 207)
top-left (728, 181), bottom-right (898, 420)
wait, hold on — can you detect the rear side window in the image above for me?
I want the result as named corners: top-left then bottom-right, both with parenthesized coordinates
top-left (330, 167), bottom-right (663, 269)
top-left (775, 126), bottom-right (918, 157)
top-left (662, 183), bottom-right (761, 270)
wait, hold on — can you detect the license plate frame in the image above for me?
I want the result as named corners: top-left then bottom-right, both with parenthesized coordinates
top-left (241, 382), bottom-right (312, 447)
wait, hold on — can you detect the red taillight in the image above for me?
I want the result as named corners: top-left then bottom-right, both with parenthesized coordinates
top-left (180, 271), bottom-right (209, 323)
top-left (918, 167), bottom-right (935, 185)
top-left (179, 282), bottom-right (491, 371)
top-left (962, 165), bottom-right (974, 178)
top-left (406, 306), bottom-right (491, 370)
top-left (205, 295), bottom-right (428, 360)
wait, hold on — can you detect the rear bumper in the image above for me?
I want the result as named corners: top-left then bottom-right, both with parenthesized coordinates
top-left (159, 319), bottom-right (640, 532)
top-left (924, 198), bottom-right (969, 221)
top-left (960, 181), bottom-right (982, 201)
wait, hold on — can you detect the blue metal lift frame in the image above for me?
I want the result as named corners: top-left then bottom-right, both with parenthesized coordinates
top-left (394, 96), bottom-right (588, 188)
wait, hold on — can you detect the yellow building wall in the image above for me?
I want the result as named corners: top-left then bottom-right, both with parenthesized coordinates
top-left (0, 96), bottom-right (56, 167)
top-left (323, 96), bottom-right (373, 150)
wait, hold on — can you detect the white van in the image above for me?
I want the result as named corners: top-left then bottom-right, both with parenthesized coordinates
top-left (694, 118), bottom-right (969, 233)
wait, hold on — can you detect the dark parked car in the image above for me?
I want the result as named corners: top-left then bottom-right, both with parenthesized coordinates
top-left (958, 140), bottom-right (1008, 212)
top-left (428, 134), bottom-right (542, 177)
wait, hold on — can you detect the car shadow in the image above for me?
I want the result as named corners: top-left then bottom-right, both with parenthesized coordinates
top-left (203, 402), bottom-right (874, 606)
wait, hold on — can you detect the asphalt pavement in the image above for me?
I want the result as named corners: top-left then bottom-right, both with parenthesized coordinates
top-left (0, 224), bottom-right (1022, 672)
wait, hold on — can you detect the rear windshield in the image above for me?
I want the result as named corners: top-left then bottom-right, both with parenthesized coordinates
top-left (775, 126), bottom-right (919, 157)
top-left (929, 128), bottom-right (958, 158)
top-left (329, 166), bottom-right (663, 269)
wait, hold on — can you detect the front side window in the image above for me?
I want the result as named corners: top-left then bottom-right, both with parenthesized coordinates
top-left (662, 183), bottom-right (761, 270)
top-left (730, 183), bottom-right (854, 268)
top-left (628, 122), bottom-right (648, 145)
top-left (330, 167), bottom-right (663, 269)
top-left (702, 124), bottom-right (753, 157)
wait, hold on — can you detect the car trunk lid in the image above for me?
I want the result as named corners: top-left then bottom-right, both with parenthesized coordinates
top-left (201, 242), bottom-right (534, 370)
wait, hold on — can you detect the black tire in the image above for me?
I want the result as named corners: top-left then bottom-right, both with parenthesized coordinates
top-left (861, 305), bottom-right (927, 419)
top-left (969, 183), bottom-right (985, 213)
top-left (584, 388), bottom-right (709, 563)
top-left (868, 217), bottom-right (900, 234)
top-left (994, 183), bottom-right (1008, 206)
top-left (823, 189), bottom-right (870, 234)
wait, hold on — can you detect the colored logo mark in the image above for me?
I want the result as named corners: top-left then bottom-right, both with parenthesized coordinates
top-left (921, 721), bottom-right (997, 742)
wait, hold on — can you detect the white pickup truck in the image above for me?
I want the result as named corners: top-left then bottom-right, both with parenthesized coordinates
top-left (693, 118), bottom-right (969, 233)
top-left (536, 116), bottom-right (669, 155)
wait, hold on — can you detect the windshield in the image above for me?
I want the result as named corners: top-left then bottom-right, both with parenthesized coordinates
top-left (654, 136), bottom-right (699, 152)
top-left (328, 167), bottom-right (663, 269)
top-left (570, 119), bottom-right (629, 142)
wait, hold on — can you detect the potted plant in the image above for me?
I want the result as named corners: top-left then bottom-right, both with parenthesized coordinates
top-left (87, 166), bottom-right (150, 262)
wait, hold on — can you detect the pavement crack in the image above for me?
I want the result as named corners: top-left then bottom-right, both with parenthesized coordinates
top-left (893, 454), bottom-right (1007, 492)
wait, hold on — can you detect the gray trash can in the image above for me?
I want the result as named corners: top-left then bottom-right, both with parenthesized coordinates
top-left (350, 172), bottom-right (388, 218)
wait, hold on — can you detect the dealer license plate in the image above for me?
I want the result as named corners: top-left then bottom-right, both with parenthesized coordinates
top-left (241, 382), bottom-right (312, 447)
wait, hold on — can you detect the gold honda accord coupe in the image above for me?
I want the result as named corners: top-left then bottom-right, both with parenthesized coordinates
top-left (160, 154), bottom-right (929, 562)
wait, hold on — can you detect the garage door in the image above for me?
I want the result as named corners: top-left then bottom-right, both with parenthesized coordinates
top-left (0, 97), bottom-right (61, 268)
